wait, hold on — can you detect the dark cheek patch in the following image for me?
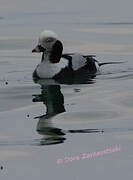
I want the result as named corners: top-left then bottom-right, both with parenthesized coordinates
top-left (50, 40), bottom-right (63, 63)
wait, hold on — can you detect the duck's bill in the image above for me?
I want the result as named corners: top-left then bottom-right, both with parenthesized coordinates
top-left (32, 45), bottom-right (46, 53)
top-left (32, 46), bottom-right (41, 53)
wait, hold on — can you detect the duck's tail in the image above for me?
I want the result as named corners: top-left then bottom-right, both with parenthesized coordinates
top-left (99, 61), bottom-right (126, 66)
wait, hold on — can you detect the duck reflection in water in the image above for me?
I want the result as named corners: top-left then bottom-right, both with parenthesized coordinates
top-left (32, 79), bottom-right (104, 145)
top-left (33, 82), bottom-right (66, 145)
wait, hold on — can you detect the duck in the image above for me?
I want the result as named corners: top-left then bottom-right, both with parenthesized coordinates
top-left (32, 30), bottom-right (120, 80)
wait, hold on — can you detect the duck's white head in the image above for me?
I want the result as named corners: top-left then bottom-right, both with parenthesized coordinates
top-left (32, 30), bottom-right (63, 63)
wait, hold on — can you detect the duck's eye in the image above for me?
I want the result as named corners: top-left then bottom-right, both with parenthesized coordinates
top-left (46, 38), bottom-right (54, 43)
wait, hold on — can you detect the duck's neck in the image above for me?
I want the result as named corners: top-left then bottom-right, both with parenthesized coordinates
top-left (41, 52), bottom-right (51, 62)
top-left (41, 48), bottom-right (62, 64)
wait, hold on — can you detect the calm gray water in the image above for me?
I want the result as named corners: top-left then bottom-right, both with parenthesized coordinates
top-left (0, 0), bottom-right (133, 179)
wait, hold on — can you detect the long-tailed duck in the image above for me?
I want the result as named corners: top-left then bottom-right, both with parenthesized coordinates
top-left (32, 30), bottom-right (121, 80)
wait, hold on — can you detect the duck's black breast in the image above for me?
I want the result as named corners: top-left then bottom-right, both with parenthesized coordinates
top-left (53, 55), bottom-right (74, 80)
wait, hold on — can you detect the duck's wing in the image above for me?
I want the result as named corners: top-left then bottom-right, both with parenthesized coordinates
top-left (84, 55), bottom-right (99, 73)
top-left (62, 53), bottom-right (97, 70)
top-left (83, 55), bottom-right (98, 63)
